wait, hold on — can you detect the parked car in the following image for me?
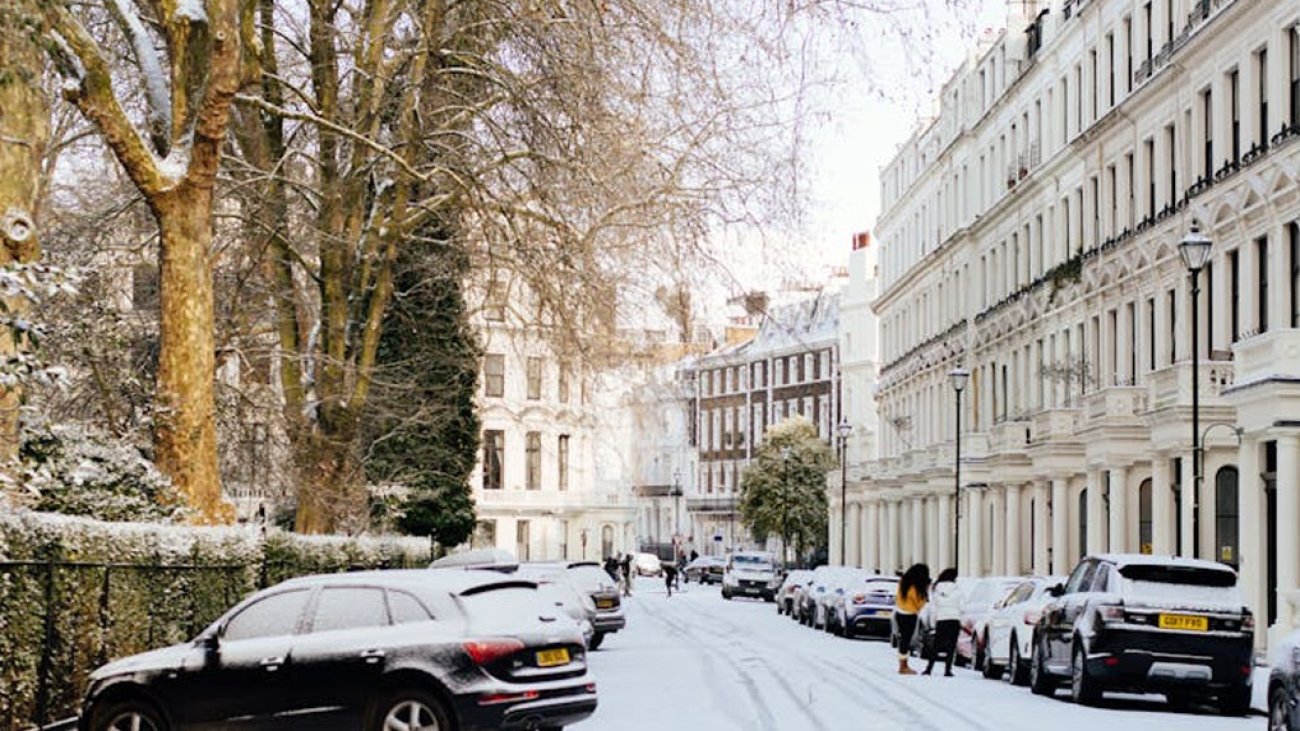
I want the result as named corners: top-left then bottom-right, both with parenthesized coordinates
top-left (958, 576), bottom-right (1022, 669)
top-left (826, 574), bottom-right (898, 639)
top-left (979, 576), bottom-right (1063, 684)
top-left (1029, 554), bottom-right (1253, 714)
top-left (775, 570), bottom-right (813, 616)
top-left (800, 566), bottom-right (857, 628)
top-left (77, 569), bottom-right (596, 731)
top-left (515, 563), bottom-right (599, 648)
top-left (796, 566), bottom-right (837, 626)
top-left (684, 556), bottom-right (726, 585)
top-left (721, 551), bottom-right (779, 601)
top-left (554, 561), bottom-right (626, 650)
top-left (634, 552), bottom-right (664, 577)
top-left (1268, 627), bottom-right (1300, 731)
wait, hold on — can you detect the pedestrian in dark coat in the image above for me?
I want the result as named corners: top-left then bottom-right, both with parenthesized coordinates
top-left (923, 568), bottom-right (961, 677)
top-left (664, 563), bottom-right (678, 597)
top-left (620, 554), bottom-right (634, 596)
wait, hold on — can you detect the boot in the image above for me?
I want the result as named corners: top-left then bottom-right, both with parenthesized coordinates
top-left (944, 655), bottom-right (955, 677)
top-left (898, 658), bottom-right (917, 675)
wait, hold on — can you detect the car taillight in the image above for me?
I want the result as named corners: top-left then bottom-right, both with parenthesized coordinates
top-left (478, 690), bottom-right (540, 706)
top-left (463, 638), bottom-right (525, 665)
top-left (852, 593), bottom-right (867, 605)
top-left (1243, 613), bottom-right (1255, 631)
top-left (1098, 605), bottom-right (1124, 623)
top-left (1023, 609), bottom-right (1041, 626)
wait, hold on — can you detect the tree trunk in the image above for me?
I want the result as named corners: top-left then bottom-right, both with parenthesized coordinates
top-left (0, 1), bottom-right (47, 460)
top-left (294, 428), bottom-right (367, 534)
top-left (153, 192), bottom-right (230, 523)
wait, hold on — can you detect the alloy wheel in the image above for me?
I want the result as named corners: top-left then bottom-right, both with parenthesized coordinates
top-left (106, 713), bottom-right (160, 731)
top-left (383, 700), bottom-right (441, 731)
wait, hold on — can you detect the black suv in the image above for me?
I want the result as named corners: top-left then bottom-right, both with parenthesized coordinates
top-left (78, 569), bottom-right (597, 731)
top-left (1029, 554), bottom-right (1253, 714)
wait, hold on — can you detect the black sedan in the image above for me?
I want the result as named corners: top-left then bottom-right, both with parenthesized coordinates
top-left (78, 569), bottom-right (596, 731)
top-left (1270, 629), bottom-right (1300, 731)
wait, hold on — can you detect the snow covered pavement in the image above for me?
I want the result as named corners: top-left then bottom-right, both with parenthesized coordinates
top-left (576, 582), bottom-right (1260, 731)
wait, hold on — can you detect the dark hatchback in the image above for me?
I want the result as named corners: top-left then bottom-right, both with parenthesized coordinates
top-left (77, 570), bottom-right (596, 731)
top-left (1029, 554), bottom-right (1253, 714)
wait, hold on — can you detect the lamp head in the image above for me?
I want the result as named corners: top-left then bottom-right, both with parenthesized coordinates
top-left (1178, 222), bottom-right (1213, 273)
top-left (836, 420), bottom-right (853, 439)
top-left (949, 367), bottom-right (970, 393)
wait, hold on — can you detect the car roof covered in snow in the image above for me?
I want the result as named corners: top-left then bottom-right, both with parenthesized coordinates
top-left (276, 568), bottom-right (537, 596)
top-left (1088, 553), bottom-right (1237, 574)
top-left (429, 547), bottom-right (520, 572)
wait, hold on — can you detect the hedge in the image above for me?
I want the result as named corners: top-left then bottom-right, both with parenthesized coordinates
top-left (0, 511), bottom-right (431, 731)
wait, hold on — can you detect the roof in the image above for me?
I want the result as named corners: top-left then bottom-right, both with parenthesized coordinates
top-left (1087, 553), bottom-right (1237, 573)
top-left (277, 568), bottom-right (534, 595)
top-left (429, 548), bottom-right (519, 572)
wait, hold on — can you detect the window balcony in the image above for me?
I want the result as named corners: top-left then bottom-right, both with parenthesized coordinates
top-left (1230, 330), bottom-right (1300, 388)
top-left (1029, 407), bottom-right (1081, 445)
top-left (1081, 386), bottom-right (1148, 428)
top-left (1146, 360), bottom-right (1235, 412)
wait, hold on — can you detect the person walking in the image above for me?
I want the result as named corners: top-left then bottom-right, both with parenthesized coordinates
top-left (923, 568), bottom-right (961, 677)
top-left (893, 563), bottom-right (931, 675)
top-left (620, 553), bottom-right (634, 597)
top-left (664, 562), bottom-right (678, 597)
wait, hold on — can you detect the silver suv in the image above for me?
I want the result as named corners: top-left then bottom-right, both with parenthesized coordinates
top-left (721, 551), bottom-right (780, 601)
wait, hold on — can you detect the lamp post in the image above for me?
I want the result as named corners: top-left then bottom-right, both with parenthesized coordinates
top-left (780, 446), bottom-right (792, 566)
top-left (949, 367), bottom-right (970, 569)
top-left (670, 470), bottom-right (683, 561)
top-left (1178, 222), bottom-right (1213, 558)
top-left (836, 420), bottom-right (853, 565)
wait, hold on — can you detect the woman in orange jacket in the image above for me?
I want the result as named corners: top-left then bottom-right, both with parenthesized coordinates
top-left (894, 563), bottom-right (931, 675)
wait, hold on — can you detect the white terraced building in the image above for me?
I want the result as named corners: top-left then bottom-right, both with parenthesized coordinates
top-left (857, 0), bottom-right (1300, 649)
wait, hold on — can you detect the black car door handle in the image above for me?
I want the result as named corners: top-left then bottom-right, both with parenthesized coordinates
top-left (259, 656), bottom-right (284, 671)
top-left (360, 649), bottom-right (385, 664)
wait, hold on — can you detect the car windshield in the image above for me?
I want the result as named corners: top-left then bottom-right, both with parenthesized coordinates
top-left (1118, 564), bottom-right (1242, 605)
top-left (733, 556), bottom-right (772, 570)
top-left (567, 565), bottom-right (617, 592)
top-left (968, 580), bottom-right (1018, 606)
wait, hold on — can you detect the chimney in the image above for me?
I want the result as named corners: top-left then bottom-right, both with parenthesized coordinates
top-left (852, 231), bottom-right (872, 251)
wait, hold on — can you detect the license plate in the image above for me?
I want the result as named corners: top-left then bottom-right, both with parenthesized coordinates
top-left (1158, 613), bottom-right (1208, 631)
top-left (536, 648), bottom-right (570, 667)
top-left (595, 598), bottom-right (614, 609)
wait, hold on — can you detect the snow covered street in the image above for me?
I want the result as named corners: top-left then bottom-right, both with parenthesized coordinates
top-left (576, 582), bottom-right (1261, 731)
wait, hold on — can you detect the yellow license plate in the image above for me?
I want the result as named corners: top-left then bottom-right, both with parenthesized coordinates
top-left (536, 648), bottom-right (570, 667)
top-left (1158, 613), bottom-right (1208, 631)
top-left (596, 598), bottom-right (614, 609)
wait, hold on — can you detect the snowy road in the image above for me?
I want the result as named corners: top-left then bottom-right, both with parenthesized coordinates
top-left (575, 581), bottom-right (1261, 731)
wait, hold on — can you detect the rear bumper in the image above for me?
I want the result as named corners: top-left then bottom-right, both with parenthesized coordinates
top-left (1085, 630), bottom-right (1253, 694)
top-left (593, 612), bottom-right (626, 633)
top-left (459, 686), bottom-right (598, 731)
top-left (849, 609), bottom-right (895, 636)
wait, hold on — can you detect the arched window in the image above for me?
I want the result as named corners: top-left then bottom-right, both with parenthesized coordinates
top-left (601, 524), bottom-right (614, 560)
top-left (1215, 467), bottom-right (1239, 566)
top-left (1078, 488), bottom-right (1088, 560)
top-left (1138, 479), bottom-right (1153, 554)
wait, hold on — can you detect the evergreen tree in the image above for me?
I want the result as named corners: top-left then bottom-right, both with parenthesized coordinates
top-left (739, 417), bottom-right (835, 566)
top-left (362, 222), bottom-right (479, 549)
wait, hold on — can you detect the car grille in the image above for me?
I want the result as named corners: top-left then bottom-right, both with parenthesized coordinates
top-left (740, 580), bottom-right (765, 589)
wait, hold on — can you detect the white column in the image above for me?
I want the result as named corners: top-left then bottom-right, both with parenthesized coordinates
top-left (899, 498), bottom-right (911, 566)
top-left (1180, 452), bottom-right (1196, 558)
top-left (1033, 482), bottom-right (1050, 575)
top-left (970, 488), bottom-right (986, 576)
top-left (1051, 477), bottom-right (1069, 574)
top-left (867, 500), bottom-right (880, 572)
top-left (927, 496), bottom-right (941, 569)
top-left (1108, 465), bottom-right (1129, 553)
top-left (1152, 454), bottom-right (1175, 554)
top-left (990, 486), bottom-right (1006, 575)
top-left (1237, 436), bottom-right (1265, 649)
top-left (1087, 468), bottom-right (1106, 555)
top-left (1006, 482), bottom-right (1023, 575)
top-left (938, 493), bottom-right (953, 572)
top-left (1276, 434), bottom-right (1300, 632)
top-left (912, 497), bottom-right (925, 568)
top-left (886, 499), bottom-right (900, 574)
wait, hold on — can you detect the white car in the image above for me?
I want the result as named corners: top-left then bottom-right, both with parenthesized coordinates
top-left (721, 551), bottom-right (780, 601)
top-left (634, 552), bottom-right (664, 577)
top-left (979, 576), bottom-right (1063, 684)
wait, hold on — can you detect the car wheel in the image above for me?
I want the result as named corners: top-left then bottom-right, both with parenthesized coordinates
top-left (1029, 638), bottom-right (1054, 697)
top-left (589, 632), bottom-right (605, 650)
top-left (1219, 685), bottom-right (1251, 716)
top-left (722, 588), bottom-right (732, 600)
top-left (89, 698), bottom-right (167, 731)
top-left (370, 688), bottom-right (451, 731)
top-left (980, 633), bottom-right (1001, 680)
top-left (1008, 637), bottom-right (1030, 687)
top-left (1071, 644), bottom-right (1101, 706)
top-left (1270, 684), bottom-right (1293, 731)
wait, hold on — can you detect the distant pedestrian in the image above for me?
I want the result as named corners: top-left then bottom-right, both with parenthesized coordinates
top-left (604, 556), bottom-right (619, 582)
top-left (620, 554), bottom-right (634, 596)
top-left (664, 563), bottom-right (678, 597)
top-left (923, 568), bottom-right (961, 677)
top-left (690, 549), bottom-right (699, 563)
top-left (894, 563), bottom-right (931, 675)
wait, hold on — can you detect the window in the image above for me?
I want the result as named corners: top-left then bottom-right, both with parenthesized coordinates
top-left (388, 591), bottom-right (433, 624)
top-left (1259, 236), bottom-right (1270, 334)
top-left (1166, 124), bottom-right (1177, 206)
top-left (224, 590), bottom-right (310, 641)
top-left (485, 281), bottom-right (506, 321)
top-left (1143, 2), bottom-right (1153, 62)
top-left (1292, 222), bottom-right (1300, 328)
top-left (557, 435), bottom-right (569, 491)
top-left (483, 430), bottom-right (504, 490)
top-left (311, 587), bottom-right (389, 633)
top-left (1106, 34), bottom-right (1115, 107)
top-left (484, 354), bottom-right (505, 398)
top-left (1064, 558), bottom-right (1094, 594)
top-left (1138, 479), bottom-right (1153, 554)
top-left (525, 431), bottom-right (541, 489)
top-left (1292, 29), bottom-right (1300, 126)
top-left (1144, 138), bottom-right (1155, 216)
top-left (1230, 70), bottom-right (1240, 164)
top-left (1258, 49), bottom-right (1269, 147)
top-left (1147, 297), bottom-right (1156, 371)
top-left (1229, 249), bottom-right (1240, 342)
top-left (1202, 88), bottom-right (1214, 180)
top-left (516, 520), bottom-right (530, 561)
top-left (471, 520), bottom-right (496, 549)
top-left (1078, 490), bottom-right (1088, 562)
top-left (526, 357), bottom-right (542, 400)
top-left (1215, 467), bottom-right (1239, 566)
top-left (1205, 258), bottom-right (1215, 354)
top-left (558, 364), bottom-right (570, 403)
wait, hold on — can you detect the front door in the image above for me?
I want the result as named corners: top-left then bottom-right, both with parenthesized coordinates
top-left (289, 586), bottom-right (394, 729)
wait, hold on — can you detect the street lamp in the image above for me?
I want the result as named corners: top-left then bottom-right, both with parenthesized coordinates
top-left (670, 469), bottom-right (683, 561)
top-left (949, 367), bottom-right (970, 569)
top-left (836, 420), bottom-right (853, 565)
top-left (1179, 221), bottom-right (1212, 558)
top-left (780, 446), bottom-right (792, 566)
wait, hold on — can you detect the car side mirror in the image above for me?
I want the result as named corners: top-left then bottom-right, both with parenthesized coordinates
top-left (1049, 583), bottom-right (1065, 598)
top-left (201, 631), bottom-right (221, 654)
